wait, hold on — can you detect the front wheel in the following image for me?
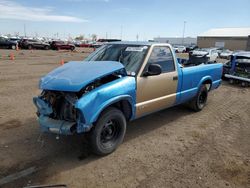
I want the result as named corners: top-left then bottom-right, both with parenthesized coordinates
top-left (89, 107), bottom-right (126, 156)
top-left (189, 84), bottom-right (208, 112)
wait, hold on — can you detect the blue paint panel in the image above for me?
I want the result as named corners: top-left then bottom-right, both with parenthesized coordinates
top-left (75, 76), bottom-right (136, 133)
top-left (40, 61), bottom-right (125, 92)
top-left (175, 62), bottom-right (223, 105)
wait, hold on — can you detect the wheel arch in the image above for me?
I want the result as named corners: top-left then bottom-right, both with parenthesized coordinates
top-left (90, 96), bottom-right (135, 124)
top-left (199, 76), bottom-right (213, 91)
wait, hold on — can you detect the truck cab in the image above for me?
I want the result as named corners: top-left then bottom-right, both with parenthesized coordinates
top-left (34, 42), bottom-right (222, 155)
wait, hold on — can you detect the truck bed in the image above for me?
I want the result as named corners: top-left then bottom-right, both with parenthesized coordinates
top-left (176, 63), bottom-right (223, 104)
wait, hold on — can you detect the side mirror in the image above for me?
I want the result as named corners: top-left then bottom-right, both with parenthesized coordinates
top-left (143, 64), bottom-right (162, 76)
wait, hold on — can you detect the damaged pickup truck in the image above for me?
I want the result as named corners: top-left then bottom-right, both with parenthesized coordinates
top-left (33, 42), bottom-right (222, 155)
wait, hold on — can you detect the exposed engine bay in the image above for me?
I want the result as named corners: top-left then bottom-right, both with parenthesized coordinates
top-left (36, 72), bottom-right (123, 122)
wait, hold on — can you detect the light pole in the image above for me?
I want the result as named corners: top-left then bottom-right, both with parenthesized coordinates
top-left (24, 24), bottom-right (26, 37)
top-left (182, 21), bottom-right (186, 45)
top-left (120, 25), bottom-right (123, 40)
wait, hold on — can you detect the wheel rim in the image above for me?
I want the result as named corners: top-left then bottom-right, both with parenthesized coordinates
top-left (198, 90), bottom-right (207, 108)
top-left (100, 119), bottom-right (120, 148)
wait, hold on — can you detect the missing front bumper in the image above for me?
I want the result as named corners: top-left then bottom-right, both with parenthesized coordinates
top-left (38, 116), bottom-right (76, 135)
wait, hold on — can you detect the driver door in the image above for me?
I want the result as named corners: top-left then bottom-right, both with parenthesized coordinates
top-left (136, 46), bottom-right (178, 118)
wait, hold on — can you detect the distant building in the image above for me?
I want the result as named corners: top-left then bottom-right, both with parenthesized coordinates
top-left (153, 37), bottom-right (197, 46)
top-left (197, 28), bottom-right (250, 51)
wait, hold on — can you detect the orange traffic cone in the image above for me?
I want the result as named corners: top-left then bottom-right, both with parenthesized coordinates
top-left (60, 59), bottom-right (64, 65)
top-left (9, 53), bottom-right (15, 60)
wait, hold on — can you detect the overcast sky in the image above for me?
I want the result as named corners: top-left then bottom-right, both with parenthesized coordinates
top-left (0, 0), bottom-right (250, 40)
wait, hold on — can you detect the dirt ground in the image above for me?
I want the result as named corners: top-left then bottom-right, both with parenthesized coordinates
top-left (0, 49), bottom-right (249, 188)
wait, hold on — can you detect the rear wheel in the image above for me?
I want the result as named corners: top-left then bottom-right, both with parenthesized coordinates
top-left (89, 107), bottom-right (126, 156)
top-left (44, 45), bottom-right (49, 50)
top-left (70, 46), bottom-right (75, 51)
top-left (189, 84), bottom-right (208, 112)
top-left (11, 44), bottom-right (16, 50)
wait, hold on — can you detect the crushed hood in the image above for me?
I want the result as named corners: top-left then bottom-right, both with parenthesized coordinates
top-left (39, 61), bottom-right (125, 92)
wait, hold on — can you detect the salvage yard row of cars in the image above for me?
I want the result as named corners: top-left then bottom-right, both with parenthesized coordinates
top-left (169, 45), bottom-right (235, 60)
top-left (0, 36), bottom-right (238, 61)
top-left (0, 36), bottom-right (76, 50)
top-left (0, 36), bottom-right (122, 50)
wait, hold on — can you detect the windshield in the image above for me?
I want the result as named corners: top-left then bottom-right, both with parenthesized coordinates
top-left (84, 44), bottom-right (149, 75)
top-left (197, 49), bottom-right (209, 52)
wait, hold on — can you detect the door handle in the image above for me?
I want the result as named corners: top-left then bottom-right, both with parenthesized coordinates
top-left (173, 76), bottom-right (178, 81)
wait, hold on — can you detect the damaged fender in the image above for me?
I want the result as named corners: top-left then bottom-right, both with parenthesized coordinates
top-left (75, 76), bottom-right (136, 133)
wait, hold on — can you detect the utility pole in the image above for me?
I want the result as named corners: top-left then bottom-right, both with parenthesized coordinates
top-left (120, 26), bottom-right (123, 40)
top-left (136, 34), bottom-right (139, 41)
top-left (182, 21), bottom-right (186, 45)
top-left (24, 24), bottom-right (26, 37)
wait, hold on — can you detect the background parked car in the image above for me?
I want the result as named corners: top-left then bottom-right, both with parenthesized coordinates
top-left (9, 37), bottom-right (21, 44)
top-left (173, 45), bottom-right (186, 53)
top-left (79, 41), bottom-right (95, 48)
top-left (20, 39), bottom-right (50, 50)
top-left (192, 48), bottom-right (218, 62)
top-left (50, 41), bottom-right (75, 51)
top-left (219, 49), bottom-right (233, 59)
top-left (0, 37), bottom-right (18, 50)
top-left (186, 45), bottom-right (198, 53)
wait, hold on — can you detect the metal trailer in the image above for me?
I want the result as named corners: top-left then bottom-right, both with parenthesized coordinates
top-left (224, 74), bottom-right (250, 87)
top-left (225, 52), bottom-right (250, 87)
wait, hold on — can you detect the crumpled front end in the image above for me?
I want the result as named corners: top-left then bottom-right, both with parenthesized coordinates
top-left (33, 91), bottom-right (83, 135)
top-left (33, 68), bottom-right (136, 135)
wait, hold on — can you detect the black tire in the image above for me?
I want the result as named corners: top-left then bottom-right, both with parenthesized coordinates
top-left (44, 45), bottom-right (49, 50)
top-left (189, 84), bottom-right (208, 112)
top-left (70, 46), bottom-right (75, 51)
top-left (89, 107), bottom-right (126, 156)
top-left (28, 45), bottom-right (32, 50)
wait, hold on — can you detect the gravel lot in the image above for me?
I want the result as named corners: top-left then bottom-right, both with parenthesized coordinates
top-left (0, 49), bottom-right (249, 188)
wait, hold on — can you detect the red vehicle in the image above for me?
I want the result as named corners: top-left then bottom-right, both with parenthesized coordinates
top-left (78, 41), bottom-right (95, 48)
top-left (50, 41), bottom-right (75, 51)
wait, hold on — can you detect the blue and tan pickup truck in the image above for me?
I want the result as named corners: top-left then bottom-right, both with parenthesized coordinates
top-left (33, 42), bottom-right (222, 155)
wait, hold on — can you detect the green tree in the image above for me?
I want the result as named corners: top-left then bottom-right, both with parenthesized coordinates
top-left (75, 35), bottom-right (84, 40)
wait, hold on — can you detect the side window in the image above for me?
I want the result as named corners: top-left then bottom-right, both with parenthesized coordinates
top-left (147, 46), bottom-right (175, 73)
